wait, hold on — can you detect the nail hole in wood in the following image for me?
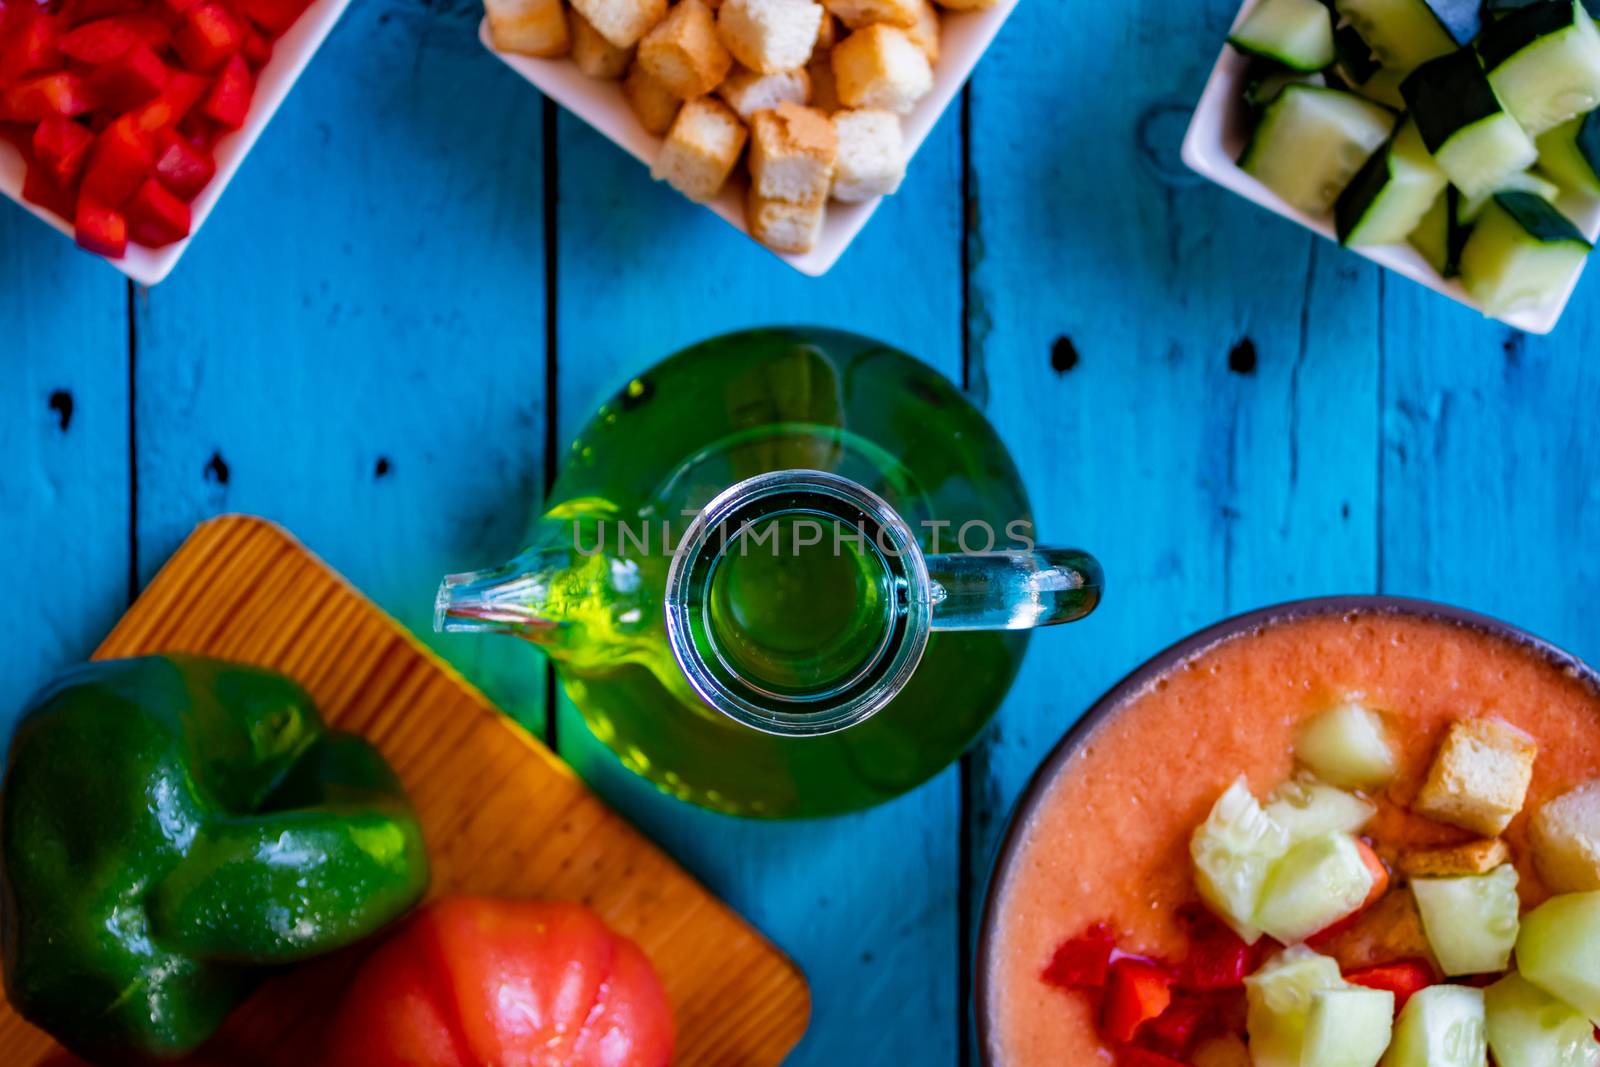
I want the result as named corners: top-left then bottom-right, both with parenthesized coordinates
top-left (375, 457), bottom-right (392, 479)
top-left (1228, 338), bottom-right (1257, 375)
top-left (47, 390), bottom-right (73, 432)
top-left (204, 451), bottom-right (230, 485)
top-left (1050, 336), bottom-right (1079, 374)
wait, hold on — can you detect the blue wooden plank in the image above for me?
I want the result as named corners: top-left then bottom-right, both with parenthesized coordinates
top-left (962, 0), bottom-right (1382, 1050)
top-left (129, 0), bottom-right (550, 730)
top-left (0, 210), bottom-right (129, 743)
top-left (1379, 280), bottom-right (1600, 661)
top-left (550, 103), bottom-right (966, 1064)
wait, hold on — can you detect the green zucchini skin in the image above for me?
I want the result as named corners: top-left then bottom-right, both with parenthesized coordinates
top-left (1494, 190), bottom-right (1592, 244)
top-left (1485, 0), bottom-right (1600, 19)
top-left (1402, 48), bottom-right (1503, 151)
top-left (1478, 0), bottom-right (1586, 70)
top-left (1444, 187), bottom-right (1472, 275)
top-left (1336, 136), bottom-right (1399, 241)
top-left (1334, 22), bottom-right (1383, 80)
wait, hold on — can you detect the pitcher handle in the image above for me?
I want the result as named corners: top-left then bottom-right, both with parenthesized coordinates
top-left (924, 548), bottom-right (1103, 632)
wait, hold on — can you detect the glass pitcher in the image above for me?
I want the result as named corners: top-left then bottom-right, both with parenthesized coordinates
top-left (435, 329), bottom-right (1101, 818)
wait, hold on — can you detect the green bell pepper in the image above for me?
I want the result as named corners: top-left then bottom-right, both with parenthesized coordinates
top-left (0, 655), bottom-right (430, 1062)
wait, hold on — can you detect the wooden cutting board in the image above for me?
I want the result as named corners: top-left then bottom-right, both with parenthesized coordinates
top-left (0, 514), bottom-right (810, 1066)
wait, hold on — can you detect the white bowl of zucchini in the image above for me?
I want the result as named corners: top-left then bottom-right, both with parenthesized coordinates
top-left (1182, 0), bottom-right (1600, 333)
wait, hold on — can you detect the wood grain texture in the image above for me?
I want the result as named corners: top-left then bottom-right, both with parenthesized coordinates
top-left (0, 514), bottom-right (810, 1067)
top-left (549, 104), bottom-right (966, 1067)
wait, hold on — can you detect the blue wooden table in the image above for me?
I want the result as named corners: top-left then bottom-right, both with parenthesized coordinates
top-left (5, 0), bottom-right (1599, 1062)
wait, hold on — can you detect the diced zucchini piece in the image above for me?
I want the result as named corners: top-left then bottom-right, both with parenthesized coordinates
top-left (1481, 0), bottom-right (1600, 137)
top-left (1294, 701), bottom-right (1398, 789)
top-left (1246, 62), bottom-right (1329, 109)
top-left (1242, 86), bottom-right (1398, 214)
top-left (1404, 48), bottom-right (1540, 199)
top-left (1459, 192), bottom-right (1592, 316)
top-left (1246, 945), bottom-right (1349, 1067)
top-left (1256, 832), bottom-right (1377, 945)
top-left (1413, 864), bottom-right (1521, 976)
top-left (1382, 985), bottom-right (1488, 1067)
top-left (1487, 0), bottom-right (1600, 18)
top-left (1265, 774), bottom-right (1378, 843)
top-left (1485, 972), bottom-right (1600, 1067)
top-left (1354, 66), bottom-right (1410, 109)
top-left (1537, 112), bottom-right (1600, 196)
top-left (1516, 891), bottom-right (1600, 1022)
top-left (1458, 168), bottom-right (1561, 222)
top-left (1409, 186), bottom-right (1470, 276)
top-left (1304, 987), bottom-right (1398, 1067)
top-left (1192, 776), bottom-right (1291, 944)
top-left (1334, 0), bottom-right (1477, 71)
top-left (1231, 0), bottom-right (1338, 71)
top-left (1335, 22), bottom-right (1383, 83)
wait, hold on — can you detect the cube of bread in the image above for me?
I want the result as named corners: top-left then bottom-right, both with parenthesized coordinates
top-left (816, 11), bottom-right (839, 49)
top-left (720, 65), bottom-right (811, 119)
top-left (1414, 717), bottom-right (1538, 836)
top-left (831, 107), bottom-right (903, 200)
top-left (808, 52), bottom-right (839, 110)
top-left (832, 24), bottom-right (931, 114)
top-left (652, 96), bottom-right (747, 201)
top-left (750, 101), bottom-right (837, 203)
top-left (717, 0), bottom-right (824, 74)
top-left (1400, 838), bottom-right (1512, 878)
top-left (933, 0), bottom-right (999, 8)
top-left (573, 9), bottom-right (635, 77)
top-left (571, 0), bottom-right (667, 48)
top-left (624, 62), bottom-right (683, 134)
top-left (639, 0), bottom-right (732, 97)
top-left (823, 0), bottom-right (919, 28)
top-left (486, 0), bottom-right (571, 57)
top-left (905, 0), bottom-right (939, 63)
top-left (747, 186), bottom-right (826, 252)
top-left (1531, 780), bottom-right (1600, 892)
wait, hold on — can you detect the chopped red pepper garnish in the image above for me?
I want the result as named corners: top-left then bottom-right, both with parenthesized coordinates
top-left (1177, 904), bottom-right (1258, 992)
top-left (57, 17), bottom-right (142, 64)
top-left (1102, 959), bottom-right (1175, 1044)
top-left (31, 115), bottom-right (93, 186)
top-left (81, 114), bottom-right (152, 205)
top-left (199, 50), bottom-right (249, 128)
top-left (0, 71), bottom-right (93, 122)
top-left (173, 1), bottom-right (241, 72)
top-left (1116, 1045), bottom-right (1191, 1067)
top-left (73, 194), bottom-right (126, 257)
top-left (150, 123), bottom-right (212, 198)
top-left (1042, 922), bottom-right (1117, 990)
top-left (0, 12), bottom-right (58, 89)
top-left (88, 41), bottom-right (168, 111)
top-left (1345, 958), bottom-right (1435, 1013)
top-left (125, 175), bottom-right (188, 245)
top-left (1142, 994), bottom-right (1214, 1056)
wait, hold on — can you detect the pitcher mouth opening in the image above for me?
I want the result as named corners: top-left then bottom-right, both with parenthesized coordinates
top-left (665, 470), bottom-right (933, 737)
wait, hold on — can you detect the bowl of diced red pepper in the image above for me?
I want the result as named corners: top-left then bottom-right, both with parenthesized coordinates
top-left (0, 0), bottom-right (349, 283)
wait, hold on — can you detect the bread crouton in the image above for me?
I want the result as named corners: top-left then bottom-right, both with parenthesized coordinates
top-left (486, 0), bottom-right (571, 57)
top-left (746, 186), bottom-right (826, 251)
top-left (832, 24), bottom-right (931, 114)
top-left (808, 52), bottom-right (839, 110)
top-left (624, 62), bottom-right (683, 135)
top-left (1531, 780), bottom-right (1600, 892)
top-left (1400, 839), bottom-right (1511, 878)
top-left (717, 0), bottom-right (825, 74)
top-left (905, 0), bottom-right (939, 63)
top-left (831, 107), bottom-right (902, 200)
top-left (1313, 885), bottom-right (1437, 972)
top-left (750, 101), bottom-right (837, 203)
top-left (572, 9), bottom-right (635, 77)
top-left (823, 0), bottom-right (920, 28)
top-left (1414, 717), bottom-right (1538, 836)
top-left (815, 11), bottom-right (839, 49)
top-left (652, 96), bottom-right (747, 201)
top-left (639, 0), bottom-right (732, 97)
top-left (571, 0), bottom-right (667, 48)
top-left (719, 65), bottom-right (811, 119)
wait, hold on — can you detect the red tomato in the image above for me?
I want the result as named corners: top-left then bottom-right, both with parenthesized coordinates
top-left (322, 897), bottom-right (675, 1067)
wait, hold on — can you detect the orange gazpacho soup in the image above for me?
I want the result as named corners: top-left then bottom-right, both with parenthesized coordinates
top-left (983, 609), bottom-right (1600, 1066)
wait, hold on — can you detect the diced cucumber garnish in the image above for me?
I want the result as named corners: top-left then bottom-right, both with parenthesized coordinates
top-left (1516, 891), bottom-right (1600, 1022)
top-left (1294, 701), bottom-right (1398, 789)
top-left (1413, 864), bottom-right (1521, 976)
top-left (1486, 0), bottom-right (1600, 17)
top-left (1242, 86), bottom-right (1398, 214)
top-left (1335, 22), bottom-right (1383, 84)
top-left (1247, 64), bottom-right (1328, 109)
top-left (1459, 192), bottom-right (1592, 316)
top-left (1485, 972), bottom-right (1600, 1067)
top-left (1354, 66), bottom-right (1410, 109)
top-left (1256, 832), bottom-right (1377, 945)
top-left (1246, 945), bottom-right (1349, 1067)
top-left (1338, 121), bottom-right (1452, 245)
top-left (1537, 112), bottom-right (1600, 196)
top-left (1192, 776), bottom-right (1291, 944)
top-left (1265, 773), bottom-right (1378, 843)
top-left (1480, 0), bottom-right (1600, 137)
top-left (1404, 48), bottom-right (1539, 199)
top-left (1334, 0), bottom-right (1475, 71)
top-left (1231, 0), bottom-right (1339, 71)
top-left (1304, 987), bottom-right (1398, 1067)
top-left (1409, 186), bottom-right (1469, 276)
top-left (1382, 985), bottom-right (1488, 1067)
top-left (1458, 168), bottom-right (1561, 223)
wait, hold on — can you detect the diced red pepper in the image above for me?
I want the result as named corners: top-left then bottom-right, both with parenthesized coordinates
top-left (173, 2), bottom-right (241, 72)
top-left (0, 72), bottom-right (94, 122)
top-left (1102, 960), bottom-right (1175, 1045)
top-left (125, 175), bottom-right (189, 246)
top-left (31, 115), bottom-right (94, 185)
top-left (56, 16), bottom-right (139, 62)
top-left (1178, 904), bottom-right (1258, 992)
top-left (0, 11), bottom-right (58, 89)
top-left (199, 51), bottom-right (248, 128)
top-left (58, 0), bottom-right (146, 26)
top-left (21, 161), bottom-right (76, 219)
top-left (74, 194), bottom-right (126, 257)
top-left (237, 0), bottom-right (307, 34)
top-left (239, 24), bottom-right (270, 69)
top-left (88, 41), bottom-right (167, 110)
top-left (1116, 1046), bottom-right (1190, 1067)
top-left (155, 0), bottom-right (203, 17)
top-left (1345, 959), bottom-right (1435, 1013)
top-left (81, 114), bottom-right (151, 204)
top-left (1042, 923), bottom-right (1117, 990)
top-left (1142, 994), bottom-right (1215, 1056)
top-left (124, 67), bottom-right (204, 130)
top-left (151, 123), bottom-right (212, 197)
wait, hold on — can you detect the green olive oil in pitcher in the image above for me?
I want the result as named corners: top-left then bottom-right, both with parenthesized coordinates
top-left (436, 329), bottom-right (1101, 818)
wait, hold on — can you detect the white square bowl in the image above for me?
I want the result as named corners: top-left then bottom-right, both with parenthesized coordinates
top-left (1181, 0), bottom-right (1600, 335)
top-left (483, 0), bottom-right (1019, 276)
top-left (0, 0), bottom-right (353, 287)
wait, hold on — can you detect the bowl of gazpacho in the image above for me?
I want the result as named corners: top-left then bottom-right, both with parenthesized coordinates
top-left (977, 596), bottom-right (1600, 1067)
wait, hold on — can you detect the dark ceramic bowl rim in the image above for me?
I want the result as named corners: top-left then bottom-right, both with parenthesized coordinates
top-left (972, 594), bottom-right (1600, 1066)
